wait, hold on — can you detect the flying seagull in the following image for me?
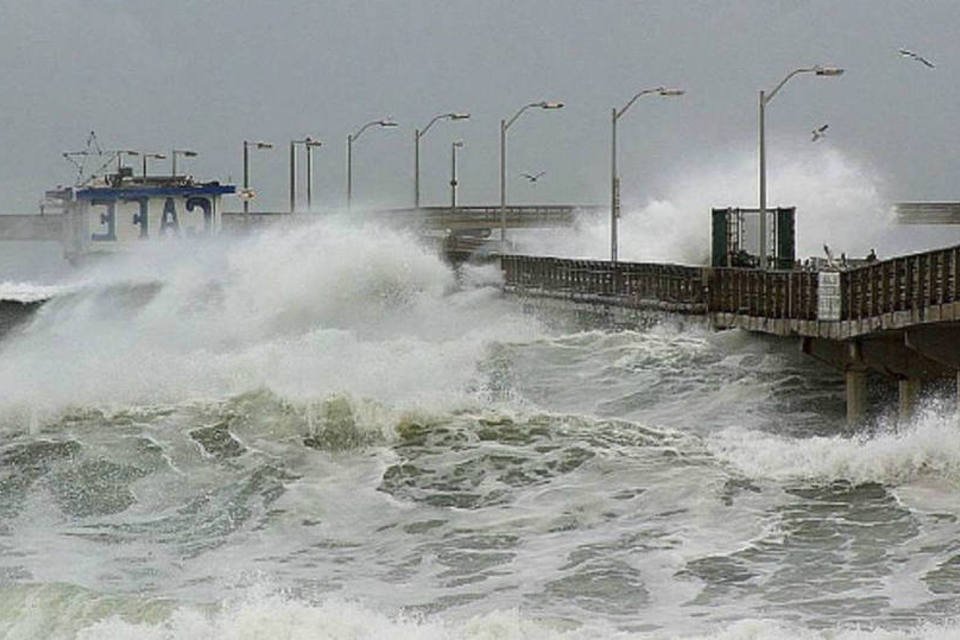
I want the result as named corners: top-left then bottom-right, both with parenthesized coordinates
top-left (811, 124), bottom-right (829, 142)
top-left (521, 171), bottom-right (546, 183)
top-left (899, 48), bottom-right (935, 68)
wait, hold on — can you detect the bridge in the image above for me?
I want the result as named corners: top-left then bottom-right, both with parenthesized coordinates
top-left (0, 204), bottom-right (601, 257)
top-left (0, 204), bottom-right (605, 242)
top-left (220, 204), bottom-right (604, 232)
top-left (501, 245), bottom-right (960, 425)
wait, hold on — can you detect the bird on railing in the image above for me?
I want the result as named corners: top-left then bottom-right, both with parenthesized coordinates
top-left (899, 48), bottom-right (935, 68)
top-left (521, 171), bottom-right (546, 183)
top-left (811, 124), bottom-right (829, 142)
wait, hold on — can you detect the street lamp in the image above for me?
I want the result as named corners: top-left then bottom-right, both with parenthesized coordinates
top-left (289, 137), bottom-right (322, 213)
top-left (305, 138), bottom-right (322, 210)
top-left (347, 119), bottom-right (398, 210)
top-left (242, 140), bottom-right (273, 215)
top-left (758, 65), bottom-right (843, 269)
top-left (141, 152), bottom-right (166, 178)
top-left (171, 149), bottom-right (198, 178)
top-left (500, 100), bottom-right (564, 252)
top-left (414, 112), bottom-right (470, 208)
top-left (115, 150), bottom-right (139, 173)
top-left (450, 140), bottom-right (464, 209)
top-left (610, 87), bottom-right (684, 263)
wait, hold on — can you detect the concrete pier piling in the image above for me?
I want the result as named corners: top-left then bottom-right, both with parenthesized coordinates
top-left (898, 378), bottom-right (921, 423)
top-left (845, 370), bottom-right (868, 424)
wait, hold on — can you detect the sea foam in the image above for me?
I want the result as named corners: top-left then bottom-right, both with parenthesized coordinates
top-left (707, 403), bottom-right (960, 487)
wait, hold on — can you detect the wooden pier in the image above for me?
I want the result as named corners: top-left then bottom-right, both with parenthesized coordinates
top-left (502, 247), bottom-right (960, 423)
top-left (221, 204), bottom-right (605, 232)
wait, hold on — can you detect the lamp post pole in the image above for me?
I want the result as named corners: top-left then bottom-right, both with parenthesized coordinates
top-left (611, 106), bottom-right (618, 262)
top-left (451, 140), bottom-right (463, 208)
top-left (759, 89), bottom-right (766, 267)
top-left (346, 133), bottom-right (353, 209)
top-left (289, 141), bottom-right (296, 213)
top-left (289, 137), bottom-right (322, 212)
top-left (305, 140), bottom-right (322, 209)
top-left (499, 100), bottom-right (564, 253)
top-left (243, 143), bottom-right (249, 215)
top-left (610, 87), bottom-right (684, 263)
top-left (758, 65), bottom-right (844, 269)
top-left (499, 117), bottom-right (506, 251)
top-left (414, 112), bottom-right (470, 208)
top-left (347, 119), bottom-right (398, 211)
top-left (242, 140), bottom-right (273, 215)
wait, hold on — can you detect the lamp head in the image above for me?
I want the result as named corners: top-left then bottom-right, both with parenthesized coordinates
top-left (449, 112), bottom-right (471, 120)
top-left (658, 88), bottom-right (685, 97)
top-left (453, 140), bottom-right (464, 147)
top-left (539, 101), bottom-right (564, 109)
top-left (379, 119), bottom-right (399, 127)
top-left (256, 141), bottom-right (273, 149)
top-left (815, 66), bottom-right (844, 76)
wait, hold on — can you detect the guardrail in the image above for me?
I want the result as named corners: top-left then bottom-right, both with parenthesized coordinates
top-left (502, 255), bottom-right (823, 320)
top-left (501, 255), bottom-right (708, 312)
top-left (840, 245), bottom-right (960, 319)
top-left (220, 205), bottom-right (605, 231)
top-left (503, 245), bottom-right (960, 330)
top-left (709, 267), bottom-right (819, 320)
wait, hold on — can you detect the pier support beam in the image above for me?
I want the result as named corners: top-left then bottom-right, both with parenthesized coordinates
top-left (802, 334), bottom-right (951, 425)
top-left (845, 370), bottom-right (868, 425)
top-left (898, 378), bottom-right (921, 423)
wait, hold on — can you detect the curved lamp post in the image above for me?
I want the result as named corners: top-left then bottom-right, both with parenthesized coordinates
top-left (610, 86), bottom-right (684, 262)
top-left (758, 65), bottom-right (843, 269)
top-left (242, 140), bottom-right (273, 215)
top-left (116, 150), bottom-right (139, 173)
top-left (289, 137), bottom-right (322, 212)
top-left (499, 100), bottom-right (564, 252)
top-left (414, 112), bottom-right (470, 208)
top-left (171, 149), bottom-right (197, 178)
top-left (141, 152), bottom-right (166, 178)
top-left (347, 119), bottom-right (398, 210)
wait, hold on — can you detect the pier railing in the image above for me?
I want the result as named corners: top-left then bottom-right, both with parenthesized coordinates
top-left (501, 255), bottom-right (820, 320)
top-left (503, 244), bottom-right (960, 334)
top-left (709, 268), bottom-right (819, 320)
top-left (500, 256), bottom-right (707, 311)
top-left (840, 245), bottom-right (960, 319)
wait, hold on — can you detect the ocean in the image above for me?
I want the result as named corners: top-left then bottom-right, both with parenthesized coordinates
top-left (1, 218), bottom-right (959, 639)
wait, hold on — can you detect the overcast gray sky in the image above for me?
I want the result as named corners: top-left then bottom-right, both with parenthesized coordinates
top-left (1, 0), bottom-right (958, 214)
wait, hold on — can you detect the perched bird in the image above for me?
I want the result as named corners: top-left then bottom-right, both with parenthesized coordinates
top-left (521, 171), bottom-right (546, 183)
top-left (811, 124), bottom-right (829, 142)
top-left (899, 48), bottom-right (935, 68)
